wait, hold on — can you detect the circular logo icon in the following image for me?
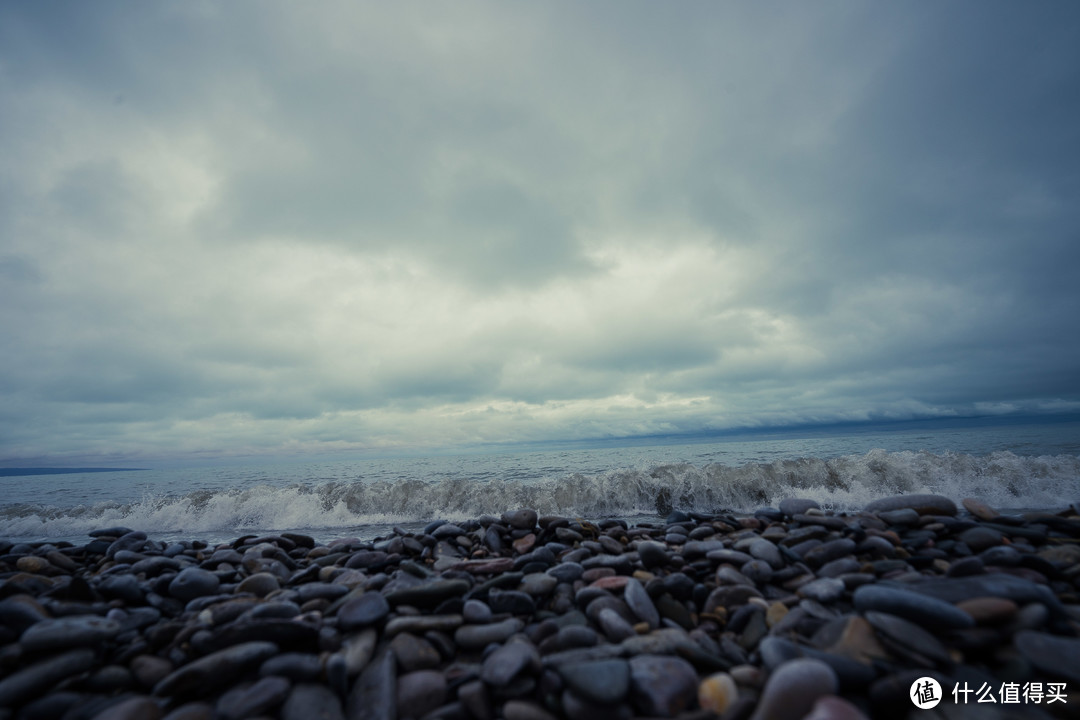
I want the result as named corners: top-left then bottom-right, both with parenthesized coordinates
top-left (911, 677), bottom-right (943, 709)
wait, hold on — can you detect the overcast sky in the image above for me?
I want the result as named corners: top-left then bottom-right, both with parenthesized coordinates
top-left (2, 2), bottom-right (1079, 464)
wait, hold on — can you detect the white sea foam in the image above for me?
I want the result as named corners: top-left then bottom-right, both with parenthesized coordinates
top-left (2, 450), bottom-right (1078, 542)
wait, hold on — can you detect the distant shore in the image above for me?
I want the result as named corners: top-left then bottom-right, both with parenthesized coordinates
top-left (1, 494), bottom-right (1078, 719)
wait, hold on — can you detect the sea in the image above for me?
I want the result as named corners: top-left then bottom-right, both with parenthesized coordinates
top-left (3, 418), bottom-right (1079, 546)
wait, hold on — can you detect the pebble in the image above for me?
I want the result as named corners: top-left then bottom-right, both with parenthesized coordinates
top-left (628, 655), bottom-right (699, 717)
top-left (749, 658), bottom-right (838, 720)
top-left (0, 498), bottom-right (1075, 720)
top-left (698, 672), bottom-right (738, 714)
top-left (853, 584), bottom-right (975, 629)
top-left (337, 590), bottom-right (390, 629)
top-left (556, 659), bottom-right (630, 704)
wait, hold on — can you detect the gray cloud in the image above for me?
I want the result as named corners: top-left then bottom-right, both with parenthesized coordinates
top-left (1, 1), bottom-right (1079, 463)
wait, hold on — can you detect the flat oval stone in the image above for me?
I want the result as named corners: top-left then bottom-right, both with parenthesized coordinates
top-left (384, 579), bottom-right (470, 608)
top-left (863, 494), bottom-right (957, 516)
top-left (956, 597), bottom-right (1017, 625)
top-left (853, 585), bottom-right (974, 630)
top-left (748, 539), bottom-right (784, 569)
top-left (260, 652), bottom-right (323, 681)
top-left (636, 541), bottom-right (669, 570)
top-left (629, 654), bottom-right (698, 717)
top-left (397, 670), bottom-right (447, 719)
top-left (624, 578), bottom-right (660, 629)
top-left (282, 683), bottom-right (345, 720)
top-left (750, 658), bottom-right (838, 720)
top-left (1015, 630), bottom-right (1080, 684)
top-left (338, 591), bottom-right (390, 630)
top-left (20, 615), bottom-right (121, 652)
top-left (502, 509), bottom-right (539, 530)
top-left (154, 641), bottom-right (279, 697)
top-left (797, 578), bottom-right (846, 604)
top-left (597, 607), bottom-right (636, 642)
top-left (557, 659), bottom-right (630, 705)
top-left (0, 648), bottom-right (96, 707)
top-left (169, 568), bottom-right (221, 602)
top-left (481, 640), bottom-right (540, 687)
top-left (217, 675), bottom-right (291, 720)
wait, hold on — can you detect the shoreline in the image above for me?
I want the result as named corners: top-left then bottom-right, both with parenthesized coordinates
top-left (1, 494), bottom-right (1079, 720)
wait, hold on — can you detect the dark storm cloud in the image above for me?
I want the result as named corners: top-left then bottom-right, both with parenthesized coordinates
top-left (1, 1), bottom-right (1079, 462)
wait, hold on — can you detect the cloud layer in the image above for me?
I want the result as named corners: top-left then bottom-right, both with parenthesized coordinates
top-left (2, 2), bottom-right (1079, 463)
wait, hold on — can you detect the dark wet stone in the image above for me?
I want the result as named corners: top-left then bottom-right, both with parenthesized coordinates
top-left (0, 648), bottom-right (96, 707)
top-left (802, 539), bottom-right (856, 568)
top-left (502, 509), bottom-right (539, 530)
top-left (107, 531), bottom-right (149, 558)
top-left (863, 494), bottom-right (957, 516)
top-left (748, 538), bottom-right (783, 568)
top-left (347, 648), bottom-right (396, 720)
top-left (853, 585), bottom-right (974, 629)
top-left (283, 683), bottom-right (345, 720)
top-left (636, 541), bottom-right (669, 570)
top-left (383, 614), bottom-right (463, 637)
top-left (547, 562), bottom-right (584, 583)
top-left (624, 578), bottom-right (659, 629)
top-left (338, 591), bottom-right (390, 630)
top-left (556, 659), bottom-right (630, 704)
top-left (260, 652), bottom-right (323, 681)
top-left (217, 676), bottom-right (290, 720)
top-left (397, 670), bottom-right (447, 719)
top-left (458, 680), bottom-right (492, 720)
top-left (236, 572), bottom-right (279, 597)
top-left (1015, 630), bottom-right (1080, 684)
top-left (154, 641), bottom-right (279, 697)
top-left (487, 589), bottom-right (536, 615)
top-left (20, 614), bottom-right (122, 652)
top-left (541, 624), bottom-right (598, 653)
top-left (877, 509), bottom-right (920, 526)
top-left (597, 607), bottom-right (637, 642)
top-left (390, 632), bottom-right (441, 671)
top-left (797, 578), bottom-right (846, 604)
top-left (780, 498), bottom-right (821, 516)
top-left (960, 526), bottom-right (1003, 552)
top-left (296, 582), bottom-right (350, 603)
top-left (99, 573), bottom-right (145, 604)
top-left (463, 598), bottom-right (493, 623)
top-left (750, 658), bottom-right (838, 720)
top-left (502, 700), bottom-right (558, 720)
top-left (519, 573), bottom-right (558, 596)
top-left (202, 618), bottom-right (319, 653)
top-left (168, 568), bottom-right (220, 602)
top-left (384, 579), bottom-right (470, 608)
top-left (865, 611), bottom-right (951, 666)
top-left (455, 617), bottom-right (524, 649)
top-left (704, 584), bottom-right (763, 612)
top-left (628, 654), bottom-right (698, 717)
top-left (87, 696), bottom-right (162, 720)
top-left (481, 639), bottom-right (540, 687)
top-left (895, 574), bottom-right (1065, 619)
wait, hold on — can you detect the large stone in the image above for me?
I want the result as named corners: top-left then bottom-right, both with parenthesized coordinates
top-left (863, 494), bottom-right (957, 516)
top-left (628, 654), bottom-right (698, 717)
top-left (347, 648), bottom-right (396, 720)
top-left (0, 648), bottom-right (96, 707)
top-left (750, 658), bottom-right (838, 720)
top-left (217, 676), bottom-right (291, 720)
top-left (1015, 631), bottom-right (1080, 684)
top-left (338, 591), bottom-right (390, 630)
top-left (481, 639), bottom-right (540, 687)
top-left (853, 585), bottom-right (974, 630)
top-left (283, 683), bottom-right (345, 720)
top-left (455, 617), bottom-right (524, 650)
top-left (168, 567), bottom-right (221, 602)
top-left (624, 578), bottom-right (660, 629)
top-left (154, 642), bottom-right (279, 697)
top-left (396, 670), bottom-right (447, 719)
top-left (19, 615), bottom-right (121, 652)
top-left (502, 509), bottom-right (539, 530)
top-left (556, 659), bottom-right (630, 705)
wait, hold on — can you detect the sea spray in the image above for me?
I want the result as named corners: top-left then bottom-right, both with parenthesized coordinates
top-left (2, 449), bottom-right (1077, 542)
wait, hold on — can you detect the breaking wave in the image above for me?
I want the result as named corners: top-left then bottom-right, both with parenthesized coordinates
top-left (2, 450), bottom-right (1078, 541)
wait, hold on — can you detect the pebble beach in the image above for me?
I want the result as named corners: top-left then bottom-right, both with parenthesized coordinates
top-left (2, 494), bottom-right (1080, 720)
